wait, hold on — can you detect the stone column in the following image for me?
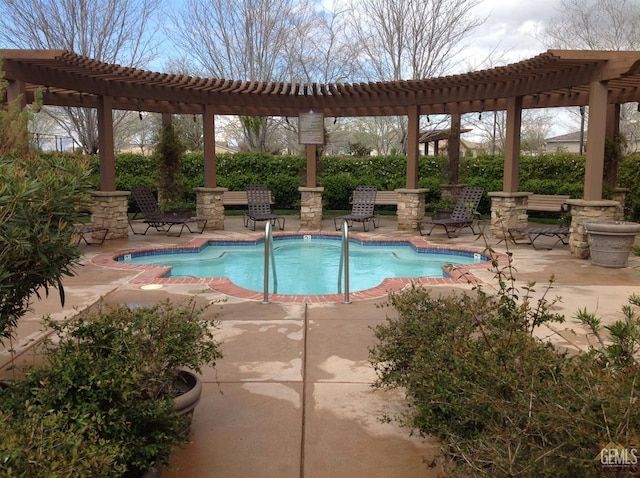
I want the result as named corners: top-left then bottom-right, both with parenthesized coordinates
top-left (488, 192), bottom-right (530, 240)
top-left (299, 186), bottom-right (324, 230)
top-left (396, 188), bottom-right (428, 232)
top-left (613, 188), bottom-right (629, 218)
top-left (440, 184), bottom-right (467, 203)
top-left (566, 199), bottom-right (621, 259)
top-left (195, 187), bottom-right (228, 230)
top-left (90, 191), bottom-right (130, 239)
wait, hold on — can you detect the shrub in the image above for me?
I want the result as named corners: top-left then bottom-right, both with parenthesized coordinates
top-left (0, 299), bottom-right (223, 477)
top-left (0, 153), bottom-right (92, 340)
top-left (370, 249), bottom-right (640, 477)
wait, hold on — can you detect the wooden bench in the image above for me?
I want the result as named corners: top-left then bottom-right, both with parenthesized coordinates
top-left (527, 194), bottom-right (571, 213)
top-left (222, 190), bottom-right (273, 206)
top-left (374, 191), bottom-right (399, 205)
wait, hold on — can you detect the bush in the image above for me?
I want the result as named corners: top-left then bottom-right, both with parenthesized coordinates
top-left (370, 250), bottom-right (640, 477)
top-left (0, 153), bottom-right (92, 340)
top-left (0, 299), bottom-right (223, 477)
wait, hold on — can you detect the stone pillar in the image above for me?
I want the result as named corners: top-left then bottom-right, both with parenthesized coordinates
top-left (195, 187), bottom-right (228, 230)
top-left (440, 184), bottom-right (467, 203)
top-left (396, 188), bottom-right (428, 232)
top-left (488, 192), bottom-right (530, 240)
top-left (299, 186), bottom-right (324, 230)
top-left (566, 199), bottom-right (621, 259)
top-left (613, 188), bottom-right (629, 218)
top-left (90, 191), bottom-right (130, 239)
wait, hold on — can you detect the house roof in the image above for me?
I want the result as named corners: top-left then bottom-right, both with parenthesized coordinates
top-left (3, 49), bottom-right (640, 117)
top-left (419, 128), bottom-right (472, 143)
top-left (546, 131), bottom-right (585, 142)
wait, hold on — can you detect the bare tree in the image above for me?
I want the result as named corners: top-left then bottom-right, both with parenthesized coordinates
top-left (544, 0), bottom-right (640, 185)
top-left (467, 109), bottom-right (554, 156)
top-left (545, 0), bottom-right (640, 50)
top-left (169, 0), bottom-right (365, 151)
top-left (346, 0), bottom-right (483, 154)
top-left (349, 0), bottom-right (483, 81)
top-left (0, 0), bottom-right (161, 154)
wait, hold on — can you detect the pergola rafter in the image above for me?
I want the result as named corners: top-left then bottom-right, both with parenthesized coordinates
top-left (4, 48), bottom-right (640, 200)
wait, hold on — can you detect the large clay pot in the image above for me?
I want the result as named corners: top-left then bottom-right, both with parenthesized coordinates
top-left (172, 369), bottom-right (202, 432)
top-left (585, 221), bottom-right (640, 268)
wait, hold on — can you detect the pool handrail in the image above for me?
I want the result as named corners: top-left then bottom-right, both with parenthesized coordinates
top-left (262, 221), bottom-right (277, 303)
top-left (338, 220), bottom-right (351, 304)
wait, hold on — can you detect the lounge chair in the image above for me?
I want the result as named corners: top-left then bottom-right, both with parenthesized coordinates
top-left (418, 186), bottom-right (484, 238)
top-left (130, 185), bottom-right (207, 237)
top-left (508, 226), bottom-right (570, 250)
top-left (75, 224), bottom-right (109, 245)
top-left (244, 185), bottom-right (285, 231)
top-left (333, 185), bottom-right (378, 232)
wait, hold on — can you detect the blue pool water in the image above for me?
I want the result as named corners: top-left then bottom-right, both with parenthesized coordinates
top-left (122, 236), bottom-right (485, 295)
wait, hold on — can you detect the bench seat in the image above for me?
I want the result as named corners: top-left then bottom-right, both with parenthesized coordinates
top-left (374, 191), bottom-right (399, 205)
top-left (222, 191), bottom-right (274, 206)
top-left (527, 194), bottom-right (571, 212)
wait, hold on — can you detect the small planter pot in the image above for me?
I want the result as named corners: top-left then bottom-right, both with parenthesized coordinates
top-left (585, 221), bottom-right (640, 268)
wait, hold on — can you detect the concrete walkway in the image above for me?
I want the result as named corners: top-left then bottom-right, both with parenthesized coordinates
top-left (2, 215), bottom-right (639, 477)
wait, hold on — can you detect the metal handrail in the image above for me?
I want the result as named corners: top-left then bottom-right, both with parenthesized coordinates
top-left (337, 220), bottom-right (351, 304)
top-left (262, 221), bottom-right (278, 303)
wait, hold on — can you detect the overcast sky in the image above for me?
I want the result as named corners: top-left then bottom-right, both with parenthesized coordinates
top-left (463, 0), bottom-right (560, 68)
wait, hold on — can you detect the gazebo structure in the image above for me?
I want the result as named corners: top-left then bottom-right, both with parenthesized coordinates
top-left (3, 48), bottom-right (640, 257)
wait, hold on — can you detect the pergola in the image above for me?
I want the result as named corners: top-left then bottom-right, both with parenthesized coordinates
top-left (2, 48), bottom-right (640, 255)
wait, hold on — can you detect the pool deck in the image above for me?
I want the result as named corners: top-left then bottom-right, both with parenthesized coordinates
top-left (2, 214), bottom-right (640, 477)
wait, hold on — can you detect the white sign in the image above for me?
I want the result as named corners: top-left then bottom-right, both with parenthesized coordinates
top-left (298, 109), bottom-right (324, 145)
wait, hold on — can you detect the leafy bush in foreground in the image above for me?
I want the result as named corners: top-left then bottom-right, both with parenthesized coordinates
top-left (370, 251), bottom-right (640, 477)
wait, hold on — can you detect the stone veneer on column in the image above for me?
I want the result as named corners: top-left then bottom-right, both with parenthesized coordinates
top-left (299, 187), bottom-right (324, 230)
top-left (566, 199), bottom-right (622, 259)
top-left (488, 192), bottom-right (530, 240)
top-left (90, 191), bottom-right (130, 239)
top-left (195, 187), bottom-right (227, 230)
top-left (395, 189), bottom-right (428, 231)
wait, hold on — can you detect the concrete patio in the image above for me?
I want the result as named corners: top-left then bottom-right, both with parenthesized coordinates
top-left (1, 214), bottom-right (639, 477)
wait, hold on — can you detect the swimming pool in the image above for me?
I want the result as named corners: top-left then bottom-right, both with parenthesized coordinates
top-left (120, 235), bottom-right (487, 295)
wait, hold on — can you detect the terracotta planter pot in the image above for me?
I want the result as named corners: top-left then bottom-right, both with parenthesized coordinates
top-left (585, 221), bottom-right (640, 268)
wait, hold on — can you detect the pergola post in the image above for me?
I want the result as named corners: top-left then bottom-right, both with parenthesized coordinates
top-left (448, 113), bottom-right (461, 185)
top-left (503, 96), bottom-right (522, 193)
top-left (97, 95), bottom-right (116, 191)
top-left (6, 79), bottom-right (26, 109)
top-left (203, 104), bottom-right (216, 188)
top-left (96, 95), bottom-right (129, 238)
top-left (305, 144), bottom-right (317, 187)
top-left (584, 81), bottom-right (608, 200)
top-left (566, 81), bottom-right (620, 259)
top-left (489, 96), bottom-right (524, 238)
top-left (406, 105), bottom-right (420, 189)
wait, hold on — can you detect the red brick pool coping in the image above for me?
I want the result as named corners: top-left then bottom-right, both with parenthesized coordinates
top-left (92, 231), bottom-right (504, 303)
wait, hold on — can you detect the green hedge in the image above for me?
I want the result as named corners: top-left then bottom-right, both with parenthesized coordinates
top-left (81, 152), bottom-right (639, 220)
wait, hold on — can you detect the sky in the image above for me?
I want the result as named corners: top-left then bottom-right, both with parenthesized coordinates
top-left (464, 0), bottom-right (560, 67)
